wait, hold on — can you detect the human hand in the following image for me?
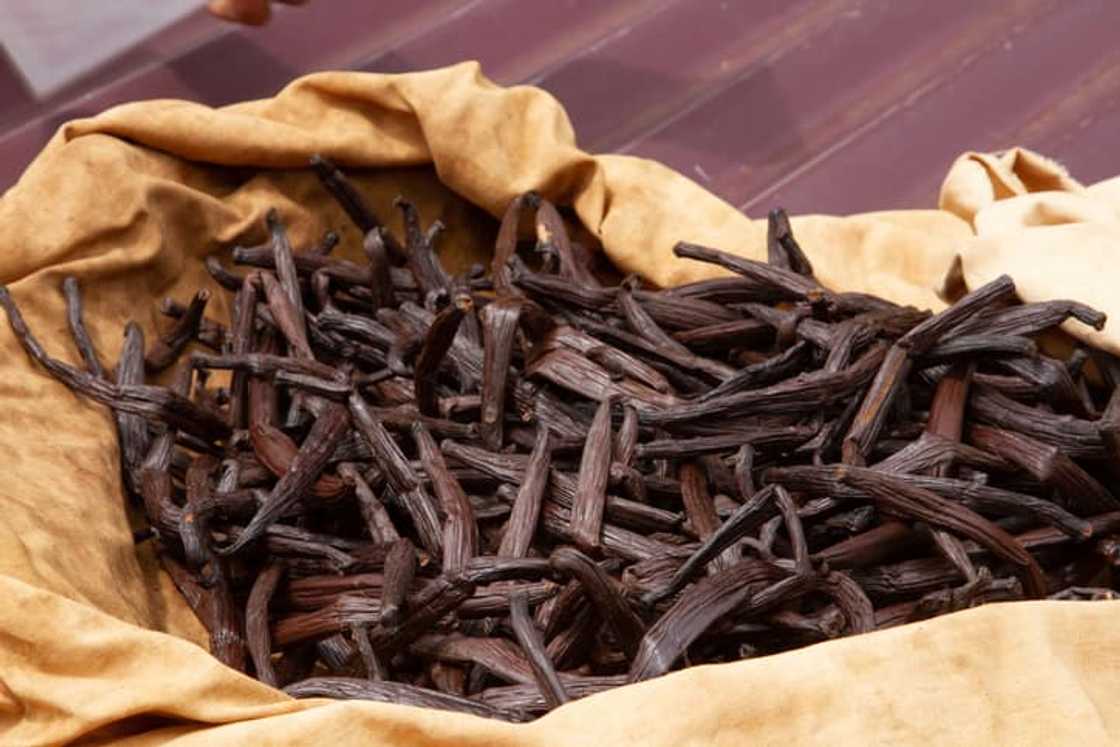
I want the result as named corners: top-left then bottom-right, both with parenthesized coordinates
top-left (208, 0), bottom-right (306, 26)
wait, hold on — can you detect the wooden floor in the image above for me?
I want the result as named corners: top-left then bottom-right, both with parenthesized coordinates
top-left (2, 1), bottom-right (1119, 215)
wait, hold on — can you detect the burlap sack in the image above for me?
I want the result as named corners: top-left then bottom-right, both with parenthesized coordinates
top-left (1, 62), bottom-right (1117, 745)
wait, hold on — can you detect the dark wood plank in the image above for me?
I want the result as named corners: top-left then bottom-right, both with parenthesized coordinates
top-left (2, 0), bottom-right (1119, 218)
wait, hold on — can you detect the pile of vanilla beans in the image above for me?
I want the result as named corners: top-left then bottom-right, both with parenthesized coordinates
top-left (4, 156), bottom-right (1120, 722)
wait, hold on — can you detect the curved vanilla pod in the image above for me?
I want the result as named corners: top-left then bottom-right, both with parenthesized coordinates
top-left (535, 198), bottom-right (599, 289)
top-left (479, 297), bottom-right (523, 449)
top-left (818, 571), bottom-right (875, 634)
top-left (834, 465), bottom-right (1048, 597)
top-left (954, 298), bottom-right (1106, 338)
top-left (674, 241), bottom-right (829, 303)
top-left (145, 289), bottom-right (211, 373)
top-left (497, 427), bottom-right (552, 558)
top-left (61, 277), bottom-right (106, 378)
top-left (766, 207), bottom-right (814, 276)
top-left (246, 562), bottom-right (286, 686)
top-left (642, 485), bottom-right (781, 606)
top-left (378, 538), bottom-right (417, 628)
top-left (285, 676), bottom-right (525, 721)
top-left (339, 462), bottom-right (400, 544)
top-left (843, 275), bottom-right (1017, 464)
top-left (969, 423), bottom-right (1119, 514)
top-left (414, 288), bottom-right (472, 417)
top-left (550, 547), bottom-right (645, 659)
top-left (259, 271), bottom-right (312, 359)
top-left (349, 392), bottom-right (442, 555)
top-left (220, 402), bottom-right (350, 555)
top-left (641, 342), bottom-right (887, 426)
top-left (630, 559), bottom-right (783, 682)
top-left (118, 321), bottom-right (152, 487)
top-left (0, 288), bottom-right (230, 441)
top-left (310, 155), bottom-right (403, 255)
top-left (361, 227), bottom-right (396, 311)
top-left (679, 461), bottom-right (739, 574)
top-left (413, 422), bottom-right (478, 574)
top-left (395, 196), bottom-right (450, 304)
top-left (617, 279), bottom-right (734, 381)
top-left (509, 590), bottom-right (570, 709)
top-left (570, 397), bottom-right (615, 551)
top-left (491, 191), bottom-right (538, 296)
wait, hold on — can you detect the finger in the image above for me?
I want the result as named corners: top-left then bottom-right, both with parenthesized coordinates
top-left (208, 0), bottom-right (272, 25)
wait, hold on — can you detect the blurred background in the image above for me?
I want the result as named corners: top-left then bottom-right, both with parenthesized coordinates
top-left (3, 0), bottom-right (1119, 212)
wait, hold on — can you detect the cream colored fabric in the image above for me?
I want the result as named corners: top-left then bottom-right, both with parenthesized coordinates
top-left (941, 148), bottom-right (1120, 354)
top-left (0, 62), bottom-right (1117, 745)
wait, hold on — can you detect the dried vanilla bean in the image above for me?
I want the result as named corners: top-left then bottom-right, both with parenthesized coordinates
top-left (636, 425), bottom-right (817, 459)
top-left (550, 547), bottom-right (645, 659)
top-left (367, 574), bottom-right (476, 653)
top-left (631, 560), bottom-right (783, 682)
top-left (509, 590), bottom-right (570, 709)
top-left (842, 344), bottom-right (910, 465)
top-left (349, 392), bottom-right (442, 555)
top-left (460, 580), bottom-right (559, 618)
top-left (766, 208), bottom-right (813, 276)
top-left (643, 342), bottom-right (887, 426)
top-left (160, 298), bottom-right (227, 351)
top-left (285, 677), bottom-right (523, 721)
top-left (310, 155), bottom-right (402, 255)
top-left (379, 538), bottom-right (417, 627)
top-left (413, 422), bottom-right (478, 574)
top-left (570, 398), bottom-right (615, 551)
top-left (410, 633), bottom-right (533, 684)
top-left (222, 403), bottom-right (351, 554)
top-left (674, 242), bottom-right (827, 303)
top-left (970, 386), bottom-right (1104, 458)
top-left (498, 427), bottom-right (551, 558)
top-left (697, 341), bottom-right (810, 402)
top-left (477, 675), bottom-right (623, 713)
top-left (259, 272), bottom-right (313, 359)
top-left (672, 318), bottom-right (772, 349)
top-left (10, 182), bottom-right (1118, 723)
top-left (246, 562), bottom-right (286, 686)
top-left (921, 334), bottom-right (1036, 362)
top-left (833, 466), bottom-right (1046, 597)
top-left (550, 324), bottom-right (671, 394)
top-left (249, 419), bottom-right (347, 498)
top-left (479, 297), bottom-right (522, 449)
top-left (492, 192), bottom-right (536, 295)
top-left (442, 440), bottom-right (682, 534)
top-left (362, 227), bottom-right (396, 311)
top-left (680, 462), bottom-right (739, 573)
top-left (395, 197), bottom-right (450, 304)
top-left (117, 322), bottom-right (152, 488)
top-left (526, 344), bottom-right (681, 410)
top-left (536, 198), bottom-right (597, 289)
top-left (614, 404), bottom-right (640, 466)
top-left (897, 275), bottom-right (1017, 354)
top-left (146, 289), bottom-right (211, 373)
top-left (956, 299), bottom-right (1106, 338)
top-left (414, 289), bottom-right (472, 416)
top-left (339, 462), bottom-right (399, 544)
top-left (617, 280), bottom-right (734, 381)
top-left (968, 424), bottom-right (1119, 514)
top-left (643, 486), bottom-right (781, 606)
top-left (62, 277), bottom-right (106, 377)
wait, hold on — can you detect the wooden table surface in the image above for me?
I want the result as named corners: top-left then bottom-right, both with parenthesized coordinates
top-left (2, 1), bottom-right (1118, 215)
